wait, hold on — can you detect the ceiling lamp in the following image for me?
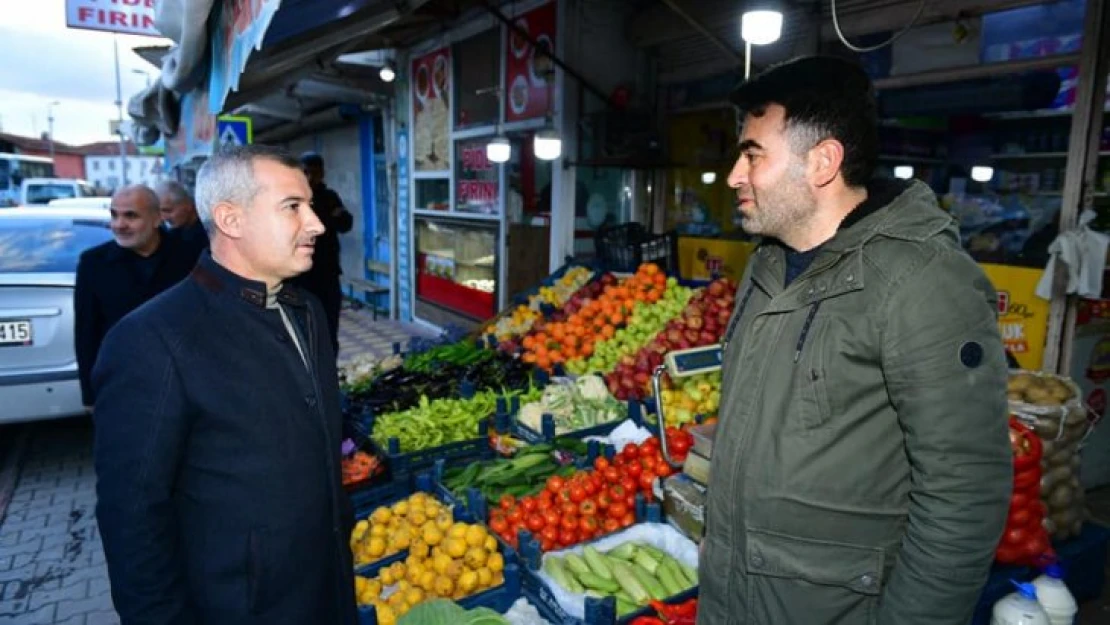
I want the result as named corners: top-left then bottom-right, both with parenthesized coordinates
top-left (741, 4), bottom-right (784, 46)
top-left (971, 166), bottom-right (994, 183)
top-left (533, 129), bottom-right (562, 161)
top-left (701, 171), bottom-right (717, 184)
top-left (379, 61), bottom-right (396, 83)
top-left (486, 135), bottom-right (511, 163)
top-left (893, 165), bottom-right (914, 180)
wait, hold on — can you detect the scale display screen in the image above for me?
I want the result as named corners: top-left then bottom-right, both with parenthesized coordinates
top-left (666, 345), bottom-right (724, 377)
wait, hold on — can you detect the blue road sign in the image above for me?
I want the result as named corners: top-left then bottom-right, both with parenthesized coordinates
top-left (216, 116), bottom-right (253, 147)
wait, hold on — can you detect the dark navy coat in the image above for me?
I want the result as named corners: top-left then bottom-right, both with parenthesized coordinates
top-left (91, 250), bottom-right (356, 625)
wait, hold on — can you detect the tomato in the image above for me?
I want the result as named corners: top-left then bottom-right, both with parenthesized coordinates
top-left (561, 502), bottom-right (578, 517)
top-left (670, 435), bottom-right (692, 456)
top-left (569, 485), bottom-right (587, 504)
top-left (1009, 491), bottom-right (1031, 511)
top-left (1003, 526), bottom-right (1029, 547)
top-left (579, 516), bottom-right (600, 536)
top-left (521, 496), bottom-right (538, 513)
top-left (621, 476), bottom-right (638, 494)
top-left (561, 515), bottom-right (580, 532)
top-left (537, 497), bottom-right (553, 512)
top-left (597, 492), bottom-right (613, 510)
top-left (655, 462), bottom-right (675, 479)
top-left (526, 513), bottom-right (545, 532)
top-left (579, 499), bottom-right (598, 517)
top-left (507, 506), bottom-right (524, 523)
top-left (609, 484), bottom-right (628, 500)
top-left (543, 509), bottom-right (561, 527)
top-left (489, 516), bottom-right (509, 534)
top-left (588, 473), bottom-right (604, 492)
top-left (541, 526), bottom-right (559, 544)
top-left (639, 472), bottom-right (657, 493)
top-left (547, 476), bottom-right (566, 494)
top-left (625, 494), bottom-right (636, 510)
top-left (594, 456), bottom-right (611, 472)
top-left (626, 461), bottom-right (643, 479)
top-left (541, 537), bottom-right (557, 552)
top-left (640, 442), bottom-right (658, 458)
top-left (622, 443), bottom-right (640, 458)
top-left (621, 512), bottom-right (635, 527)
top-left (559, 528), bottom-right (579, 547)
top-left (608, 502), bottom-right (629, 520)
top-left (603, 518), bottom-right (621, 533)
top-left (1024, 533), bottom-right (1050, 559)
top-left (1008, 507), bottom-right (1033, 529)
top-left (583, 477), bottom-right (599, 497)
top-left (603, 466), bottom-right (621, 484)
top-left (499, 494), bottom-right (516, 510)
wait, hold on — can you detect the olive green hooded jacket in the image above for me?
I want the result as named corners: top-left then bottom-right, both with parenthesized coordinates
top-left (698, 179), bottom-right (1011, 625)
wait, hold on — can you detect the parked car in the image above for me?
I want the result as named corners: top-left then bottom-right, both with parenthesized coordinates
top-left (47, 197), bottom-right (112, 209)
top-left (20, 178), bottom-right (96, 206)
top-left (0, 206), bottom-right (112, 423)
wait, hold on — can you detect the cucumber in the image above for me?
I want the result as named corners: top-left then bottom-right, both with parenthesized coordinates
top-left (577, 571), bottom-right (621, 593)
top-left (583, 545), bottom-right (614, 581)
top-left (678, 561), bottom-right (699, 586)
top-left (657, 559), bottom-right (686, 596)
top-left (633, 550), bottom-right (660, 575)
top-left (630, 563), bottom-right (667, 600)
top-left (616, 597), bottom-right (639, 616)
top-left (544, 556), bottom-right (583, 593)
top-left (564, 553), bottom-right (591, 577)
top-left (607, 542), bottom-right (639, 561)
top-left (610, 560), bottom-right (649, 604)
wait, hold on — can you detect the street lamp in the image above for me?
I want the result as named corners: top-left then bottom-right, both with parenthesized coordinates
top-left (741, 1), bottom-right (784, 79)
top-left (46, 100), bottom-right (60, 162)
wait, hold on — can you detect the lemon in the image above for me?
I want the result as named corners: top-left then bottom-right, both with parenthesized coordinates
top-left (411, 538), bottom-right (431, 559)
top-left (370, 524), bottom-right (387, 538)
top-left (488, 552), bottom-right (504, 574)
top-left (353, 519), bottom-right (370, 537)
top-left (444, 538), bottom-right (467, 559)
top-left (493, 572), bottom-right (505, 586)
top-left (419, 570), bottom-right (437, 592)
top-left (409, 510), bottom-right (428, 527)
top-left (377, 604), bottom-right (397, 625)
top-left (457, 570), bottom-right (479, 595)
top-left (433, 576), bottom-right (454, 597)
top-left (389, 562), bottom-right (406, 582)
top-left (444, 559), bottom-right (464, 580)
top-left (465, 525), bottom-right (488, 548)
top-left (448, 523), bottom-right (469, 539)
top-left (367, 536), bottom-right (386, 558)
top-left (483, 536), bottom-right (498, 552)
top-left (392, 500), bottom-right (410, 516)
top-left (432, 552), bottom-right (452, 575)
top-left (371, 507), bottom-right (392, 525)
top-left (355, 576), bottom-right (368, 593)
top-left (404, 587), bottom-right (424, 606)
top-left (476, 567), bottom-right (493, 588)
top-left (367, 578), bottom-right (382, 598)
top-left (380, 568), bottom-right (396, 585)
top-left (435, 512), bottom-right (453, 532)
top-left (463, 546), bottom-right (488, 570)
top-left (405, 563), bottom-right (422, 586)
top-left (422, 524), bottom-right (444, 547)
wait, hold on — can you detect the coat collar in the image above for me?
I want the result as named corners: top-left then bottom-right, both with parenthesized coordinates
top-left (191, 249), bottom-right (306, 309)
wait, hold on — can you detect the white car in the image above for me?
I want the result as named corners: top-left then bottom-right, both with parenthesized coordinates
top-left (20, 178), bottom-right (97, 206)
top-left (47, 197), bottom-right (112, 209)
top-left (0, 206), bottom-right (112, 422)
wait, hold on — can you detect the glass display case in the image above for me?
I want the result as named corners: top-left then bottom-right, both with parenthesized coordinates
top-left (414, 216), bottom-right (498, 320)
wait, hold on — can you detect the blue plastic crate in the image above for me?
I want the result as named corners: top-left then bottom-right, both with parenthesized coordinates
top-left (518, 517), bottom-right (704, 625)
top-left (356, 562), bottom-right (522, 625)
top-left (508, 400), bottom-right (645, 445)
top-left (364, 411), bottom-right (496, 477)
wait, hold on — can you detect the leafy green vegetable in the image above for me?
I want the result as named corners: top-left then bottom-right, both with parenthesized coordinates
top-left (397, 599), bottom-right (509, 625)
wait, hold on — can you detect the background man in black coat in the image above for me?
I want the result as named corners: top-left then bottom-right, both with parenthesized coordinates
top-left (156, 179), bottom-right (208, 263)
top-left (291, 152), bottom-right (352, 355)
top-left (74, 184), bottom-right (194, 408)
top-left (91, 145), bottom-right (356, 625)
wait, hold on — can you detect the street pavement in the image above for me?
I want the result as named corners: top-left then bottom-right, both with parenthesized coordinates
top-left (0, 307), bottom-right (430, 624)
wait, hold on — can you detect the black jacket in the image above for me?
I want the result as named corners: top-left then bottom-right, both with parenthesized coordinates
top-left (74, 231), bottom-right (196, 405)
top-left (291, 183), bottom-right (352, 296)
top-left (91, 250), bottom-right (356, 625)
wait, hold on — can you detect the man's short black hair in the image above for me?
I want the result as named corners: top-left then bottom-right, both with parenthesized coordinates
top-left (730, 55), bottom-right (879, 187)
top-left (300, 152), bottom-right (325, 168)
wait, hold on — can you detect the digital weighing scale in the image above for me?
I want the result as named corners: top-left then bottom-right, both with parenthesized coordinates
top-left (650, 344), bottom-right (723, 541)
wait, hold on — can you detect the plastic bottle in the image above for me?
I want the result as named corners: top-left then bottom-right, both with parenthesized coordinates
top-left (1032, 564), bottom-right (1078, 625)
top-left (991, 581), bottom-right (1051, 625)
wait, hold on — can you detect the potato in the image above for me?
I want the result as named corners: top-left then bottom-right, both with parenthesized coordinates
top-left (1025, 385), bottom-right (1062, 406)
top-left (1007, 391), bottom-right (1027, 402)
top-left (1048, 484), bottom-right (1075, 509)
top-left (1047, 379), bottom-right (1075, 402)
top-left (1008, 373), bottom-right (1036, 392)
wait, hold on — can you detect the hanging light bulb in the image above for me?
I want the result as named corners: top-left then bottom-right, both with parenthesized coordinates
top-left (893, 165), bottom-right (914, 180)
top-left (533, 129), bottom-right (562, 161)
top-left (379, 61), bottom-right (396, 83)
top-left (701, 171), bottom-right (717, 184)
top-left (971, 166), bottom-right (994, 183)
top-left (741, 6), bottom-right (784, 46)
top-left (486, 135), bottom-right (511, 163)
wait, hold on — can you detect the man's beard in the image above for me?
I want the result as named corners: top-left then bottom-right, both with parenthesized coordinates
top-left (740, 166), bottom-right (815, 244)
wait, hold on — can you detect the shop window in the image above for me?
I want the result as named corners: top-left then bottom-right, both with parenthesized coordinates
top-left (415, 179), bottom-right (449, 211)
top-left (506, 131), bottom-right (552, 224)
top-left (453, 29), bottom-right (500, 129)
top-left (414, 216), bottom-right (497, 320)
top-left (455, 138), bottom-right (499, 214)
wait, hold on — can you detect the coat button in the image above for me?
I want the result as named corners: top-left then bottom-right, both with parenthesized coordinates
top-left (859, 574), bottom-right (876, 589)
top-left (750, 554), bottom-right (764, 568)
top-left (846, 274), bottom-right (855, 282)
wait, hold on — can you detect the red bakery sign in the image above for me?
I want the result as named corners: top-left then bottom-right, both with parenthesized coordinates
top-left (504, 2), bottom-right (556, 122)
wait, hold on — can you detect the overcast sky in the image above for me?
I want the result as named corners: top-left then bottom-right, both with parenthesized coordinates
top-left (0, 0), bottom-right (172, 145)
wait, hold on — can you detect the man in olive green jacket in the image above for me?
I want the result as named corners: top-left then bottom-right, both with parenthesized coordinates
top-left (699, 56), bottom-right (1011, 625)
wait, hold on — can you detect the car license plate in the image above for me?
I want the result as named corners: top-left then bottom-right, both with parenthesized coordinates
top-left (0, 320), bottom-right (32, 346)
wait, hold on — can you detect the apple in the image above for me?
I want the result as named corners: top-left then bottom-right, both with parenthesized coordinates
top-left (699, 330), bottom-right (717, 344)
top-left (667, 330), bottom-right (684, 345)
top-left (687, 315), bottom-right (704, 330)
top-left (633, 371), bottom-right (650, 386)
top-left (684, 329), bottom-right (700, 343)
top-left (620, 355), bottom-right (636, 367)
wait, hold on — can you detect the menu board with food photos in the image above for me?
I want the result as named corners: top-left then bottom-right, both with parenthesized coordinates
top-left (504, 2), bottom-right (556, 123)
top-left (412, 47), bottom-right (451, 172)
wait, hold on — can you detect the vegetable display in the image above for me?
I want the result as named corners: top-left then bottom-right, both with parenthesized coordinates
top-left (657, 373), bottom-right (720, 427)
top-left (442, 441), bottom-right (584, 504)
top-left (484, 266), bottom-right (595, 343)
top-left (543, 542), bottom-right (697, 617)
top-left (354, 518), bottom-right (506, 624)
top-left (351, 492), bottom-right (454, 568)
top-left (629, 598), bottom-right (698, 625)
top-left (995, 417), bottom-right (1054, 566)
top-left (342, 450), bottom-right (383, 487)
top-left (396, 599), bottom-right (510, 625)
top-left (516, 375), bottom-right (626, 436)
top-left (372, 386), bottom-right (544, 453)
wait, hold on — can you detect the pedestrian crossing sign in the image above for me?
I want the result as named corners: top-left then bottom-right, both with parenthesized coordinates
top-left (216, 116), bottom-right (253, 147)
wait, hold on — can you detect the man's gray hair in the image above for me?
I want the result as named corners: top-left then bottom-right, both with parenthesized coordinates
top-left (111, 184), bottom-right (160, 215)
top-left (195, 144), bottom-right (301, 231)
top-left (155, 179), bottom-right (194, 206)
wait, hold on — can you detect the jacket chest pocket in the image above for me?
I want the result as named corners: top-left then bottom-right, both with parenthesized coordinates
top-left (790, 316), bottom-right (833, 431)
top-left (744, 528), bottom-right (885, 625)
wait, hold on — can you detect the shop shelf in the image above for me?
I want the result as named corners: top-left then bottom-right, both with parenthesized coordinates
top-left (417, 272), bottom-right (496, 320)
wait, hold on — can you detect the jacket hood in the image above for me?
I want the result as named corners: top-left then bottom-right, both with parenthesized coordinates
top-left (824, 178), bottom-right (956, 253)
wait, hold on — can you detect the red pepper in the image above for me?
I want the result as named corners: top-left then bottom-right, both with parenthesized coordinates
top-left (629, 618), bottom-right (666, 625)
top-left (674, 599), bottom-right (698, 618)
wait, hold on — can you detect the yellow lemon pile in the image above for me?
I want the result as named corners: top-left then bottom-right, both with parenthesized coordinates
top-left (350, 492), bottom-right (452, 568)
top-left (354, 521), bottom-right (505, 624)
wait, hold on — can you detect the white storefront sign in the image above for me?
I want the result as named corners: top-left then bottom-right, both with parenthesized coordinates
top-left (66, 0), bottom-right (160, 38)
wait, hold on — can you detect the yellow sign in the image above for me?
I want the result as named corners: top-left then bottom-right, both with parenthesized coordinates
top-left (980, 263), bottom-right (1049, 370)
top-left (677, 237), bottom-right (756, 282)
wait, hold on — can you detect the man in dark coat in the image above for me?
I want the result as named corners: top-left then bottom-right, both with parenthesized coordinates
top-left (91, 145), bottom-right (357, 625)
top-left (291, 152), bottom-right (353, 355)
top-left (156, 179), bottom-right (208, 263)
top-left (74, 184), bottom-right (195, 408)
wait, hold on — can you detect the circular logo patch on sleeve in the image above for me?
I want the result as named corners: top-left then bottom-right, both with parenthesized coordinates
top-left (960, 341), bottom-right (984, 369)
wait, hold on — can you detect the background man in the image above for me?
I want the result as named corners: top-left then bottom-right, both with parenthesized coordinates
top-left (156, 179), bottom-right (208, 260)
top-left (291, 152), bottom-right (352, 355)
top-left (92, 145), bottom-right (356, 624)
top-left (74, 184), bottom-right (194, 409)
top-left (698, 56), bottom-right (1010, 625)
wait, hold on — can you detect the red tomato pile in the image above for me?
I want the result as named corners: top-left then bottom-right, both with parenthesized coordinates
top-left (488, 435), bottom-right (677, 551)
top-left (663, 427), bottom-right (694, 464)
top-left (996, 417), bottom-right (1055, 565)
